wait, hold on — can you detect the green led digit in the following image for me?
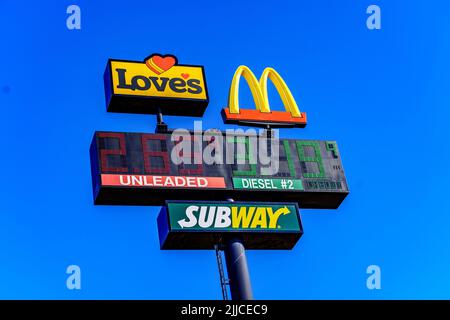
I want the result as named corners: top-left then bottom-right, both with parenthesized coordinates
top-left (296, 141), bottom-right (325, 178)
top-left (230, 136), bottom-right (257, 176)
top-left (282, 140), bottom-right (296, 177)
top-left (326, 141), bottom-right (339, 158)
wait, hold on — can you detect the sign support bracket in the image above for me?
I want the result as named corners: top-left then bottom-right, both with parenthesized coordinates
top-left (155, 107), bottom-right (168, 133)
top-left (214, 244), bottom-right (229, 300)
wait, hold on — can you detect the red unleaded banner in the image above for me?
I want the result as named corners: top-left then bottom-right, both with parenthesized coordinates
top-left (101, 174), bottom-right (227, 189)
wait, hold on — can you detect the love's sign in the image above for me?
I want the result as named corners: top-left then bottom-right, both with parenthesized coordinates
top-left (104, 54), bottom-right (209, 116)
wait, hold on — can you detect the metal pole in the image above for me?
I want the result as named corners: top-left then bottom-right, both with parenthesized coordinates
top-left (224, 237), bottom-right (253, 300)
top-left (265, 125), bottom-right (272, 159)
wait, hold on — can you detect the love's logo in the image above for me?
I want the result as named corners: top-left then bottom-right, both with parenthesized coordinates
top-left (145, 54), bottom-right (177, 74)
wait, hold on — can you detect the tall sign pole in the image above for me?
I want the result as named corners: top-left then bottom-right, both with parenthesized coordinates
top-left (223, 199), bottom-right (253, 300)
top-left (224, 237), bottom-right (253, 300)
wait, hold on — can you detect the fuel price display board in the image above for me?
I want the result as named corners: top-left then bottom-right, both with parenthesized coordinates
top-left (90, 131), bottom-right (348, 208)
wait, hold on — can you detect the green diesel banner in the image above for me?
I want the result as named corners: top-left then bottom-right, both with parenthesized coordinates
top-left (232, 178), bottom-right (303, 191)
top-left (167, 202), bottom-right (301, 232)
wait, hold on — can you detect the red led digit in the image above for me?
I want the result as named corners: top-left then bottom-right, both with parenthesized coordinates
top-left (175, 135), bottom-right (203, 175)
top-left (141, 134), bottom-right (170, 174)
top-left (98, 132), bottom-right (128, 173)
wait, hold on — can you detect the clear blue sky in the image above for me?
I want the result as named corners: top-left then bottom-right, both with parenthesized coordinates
top-left (1, 0), bottom-right (449, 299)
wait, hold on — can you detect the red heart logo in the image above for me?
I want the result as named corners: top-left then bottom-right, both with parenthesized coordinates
top-left (145, 54), bottom-right (176, 74)
top-left (181, 73), bottom-right (190, 79)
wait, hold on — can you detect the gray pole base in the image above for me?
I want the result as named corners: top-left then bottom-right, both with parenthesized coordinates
top-left (224, 238), bottom-right (254, 300)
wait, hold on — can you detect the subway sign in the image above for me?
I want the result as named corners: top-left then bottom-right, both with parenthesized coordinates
top-left (104, 54), bottom-right (208, 116)
top-left (157, 201), bottom-right (303, 249)
top-left (90, 131), bottom-right (348, 208)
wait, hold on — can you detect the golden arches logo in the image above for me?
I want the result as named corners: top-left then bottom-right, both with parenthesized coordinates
top-left (222, 66), bottom-right (307, 127)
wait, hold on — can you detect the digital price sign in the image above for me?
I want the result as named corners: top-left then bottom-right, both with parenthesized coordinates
top-left (90, 131), bottom-right (348, 208)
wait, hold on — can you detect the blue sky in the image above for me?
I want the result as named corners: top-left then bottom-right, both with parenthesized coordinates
top-left (1, 0), bottom-right (450, 299)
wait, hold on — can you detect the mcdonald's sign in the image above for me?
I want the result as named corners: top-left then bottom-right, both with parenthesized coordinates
top-left (221, 66), bottom-right (307, 128)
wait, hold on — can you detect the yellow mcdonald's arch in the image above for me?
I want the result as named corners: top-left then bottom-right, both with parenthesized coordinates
top-left (222, 66), bottom-right (306, 127)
